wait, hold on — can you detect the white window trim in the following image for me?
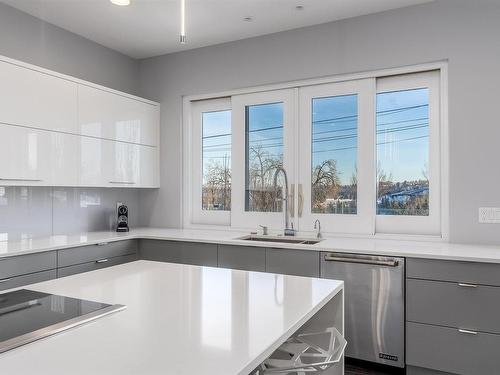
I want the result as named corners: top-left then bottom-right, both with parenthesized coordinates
top-left (188, 98), bottom-right (232, 226)
top-left (298, 78), bottom-right (376, 235)
top-left (182, 61), bottom-right (449, 241)
top-left (231, 89), bottom-right (296, 231)
top-left (375, 71), bottom-right (441, 236)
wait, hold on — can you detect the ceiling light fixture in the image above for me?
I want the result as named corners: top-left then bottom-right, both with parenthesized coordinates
top-left (180, 0), bottom-right (186, 44)
top-left (295, 5), bottom-right (304, 10)
top-left (243, 16), bottom-right (253, 22)
top-left (110, 0), bottom-right (130, 6)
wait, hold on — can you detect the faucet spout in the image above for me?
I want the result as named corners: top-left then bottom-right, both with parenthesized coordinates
top-left (273, 166), bottom-right (295, 236)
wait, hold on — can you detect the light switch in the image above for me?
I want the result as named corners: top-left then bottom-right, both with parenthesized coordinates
top-left (479, 207), bottom-right (500, 224)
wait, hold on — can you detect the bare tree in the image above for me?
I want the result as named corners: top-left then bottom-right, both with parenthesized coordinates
top-left (247, 145), bottom-right (282, 212)
top-left (312, 159), bottom-right (341, 211)
top-left (203, 155), bottom-right (231, 210)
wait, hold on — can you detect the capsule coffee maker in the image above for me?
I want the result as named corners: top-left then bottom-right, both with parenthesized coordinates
top-left (116, 203), bottom-right (129, 232)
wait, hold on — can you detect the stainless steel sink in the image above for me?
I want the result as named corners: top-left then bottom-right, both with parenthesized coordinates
top-left (238, 235), bottom-right (322, 245)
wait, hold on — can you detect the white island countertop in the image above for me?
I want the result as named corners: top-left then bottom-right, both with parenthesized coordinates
top-left (1, 227), bottom-right (500, 263)
top-left (0, 260), bottom-right (343, 375)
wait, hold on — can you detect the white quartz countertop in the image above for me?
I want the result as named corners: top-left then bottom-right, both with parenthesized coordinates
top-left (1, 227), bottom-right (500, 263)
top-left (0, 260), bottom-right (344, 375)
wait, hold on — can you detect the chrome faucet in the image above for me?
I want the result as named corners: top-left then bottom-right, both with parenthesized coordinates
top-left (273, 166), bottom-right (295, 236)
top-left (314, 219), bottom-right (322, 239)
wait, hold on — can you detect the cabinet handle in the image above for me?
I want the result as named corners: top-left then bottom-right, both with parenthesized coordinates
top-left (458, 329), bottom-right (478, 335)
top-left (0, 178), bottom-right (42, 182)
top-left (324, 254), bottom-right (399, 267)
top-left (298, 184), bottom-right (303, 218)
top-left (95, 259), bottom-right (109, 264)
top-left (96, 242), bottom-right (109, 246)
top-left (109, 181), bottom-right (136, 185)
top-left (458, 283), bottom-right (478, 288)
top-left (0, 278), bottom-right (12, 283)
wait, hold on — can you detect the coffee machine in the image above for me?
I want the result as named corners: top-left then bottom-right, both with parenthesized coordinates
top-left (116, 203), bottom-right (129, 232)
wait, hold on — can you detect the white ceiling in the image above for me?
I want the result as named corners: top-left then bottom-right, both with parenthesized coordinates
top-left (2, 0), bottom-right (433, 59)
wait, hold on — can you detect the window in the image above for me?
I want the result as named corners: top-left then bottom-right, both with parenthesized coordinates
top-left (190, 98), bottom-right (231, 225)
top-left (375, 71), bottom-right (441, 235)
top-left (231, 89), bottom-right (295, 230)
top-left (298, 79), bottom-right (375, 234)
top-left (245, 102), bottom-right (284, 212)
top-left (186, 68), bottom-right (444, 237)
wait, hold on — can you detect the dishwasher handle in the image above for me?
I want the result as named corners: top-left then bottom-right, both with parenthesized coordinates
top-left (324, 253), bottom-right (399, 267)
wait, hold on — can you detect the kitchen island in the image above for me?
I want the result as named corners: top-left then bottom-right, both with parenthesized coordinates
top-left (0, 260), bottom-right (344, 375)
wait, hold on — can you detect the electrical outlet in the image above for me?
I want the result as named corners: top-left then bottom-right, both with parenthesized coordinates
top-left (479, 207), bottom-right (500, 224)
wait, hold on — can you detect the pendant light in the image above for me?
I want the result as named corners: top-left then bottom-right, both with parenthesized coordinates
top-left (180, 0), bottom-right (186, 44)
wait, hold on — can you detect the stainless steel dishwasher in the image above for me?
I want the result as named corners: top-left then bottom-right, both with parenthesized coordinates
top-left (321, 252), bottom-right (405, 368)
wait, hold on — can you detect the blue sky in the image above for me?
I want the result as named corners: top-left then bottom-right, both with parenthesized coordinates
top-left (376, 88), bottom-right (429, 182)
top-left (201, 88), bottom-right (429, 185)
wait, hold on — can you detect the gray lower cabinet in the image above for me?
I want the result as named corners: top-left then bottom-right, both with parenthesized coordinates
top-left (58, 240), bottom-right (138, 267)
top-left (218, 245), bottom-right (266, 272)
top-left (139, 240), bottom-right (217, 267)
top-left (407, 322), bottom-right (500, 375)
top-left (0, 269), bottom-right (57, 291)
top-left (58, 254), bottom-right (138, 278)
top-left (407, 278), bottom-right (500, 334)
top-left (265, 248), bottom-right (319, 277)
top-left (0, 251), bottom-right (57, 290)
top-left (139, 240), bottom-right (182, 263)
top-left (406, 258), bottom-right (500, 375)
top-left (0, 251), bottom-right (57, 279)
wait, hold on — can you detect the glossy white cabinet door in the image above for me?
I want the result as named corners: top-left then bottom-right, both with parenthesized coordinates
top-left (0, 124), bottom-right (49, 185)
top-left (0, 61), bottom-right (78, 133)
top-left (48, 132), bottom-right (79, 186)
top-left (0, 124), bottom-right (80, 186)
top-left (139, 145), bottom-right (159, 188)
top-left (106, 140), bottom-right (141, 187)
top-left (103, 141), bottom-right (159, 188)
top-left (78, 85), bottom-right (159, 146)
top-left (78, 136), bottom-right (108, 186)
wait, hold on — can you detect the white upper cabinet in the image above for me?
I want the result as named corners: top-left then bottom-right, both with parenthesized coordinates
top-left (0, 60), bottom-right (78, 133)
top-left (105, 141), bottom-right (159, 188)
top-left (78, 85), bottom-right (159, 146)
top-left (0, 124), bottom-right (78, 186)
top-left (0, 56), bottom-right (160, 188)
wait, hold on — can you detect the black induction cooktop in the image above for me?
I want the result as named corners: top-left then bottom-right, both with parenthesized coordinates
top-left (0, 289), bottom-right (125, 353)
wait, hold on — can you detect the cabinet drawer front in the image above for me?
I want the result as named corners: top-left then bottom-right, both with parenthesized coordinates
top-left (0, 252), bottom-right (57, 279)
top-left (218, 245), bottom-right (266, 272)
top-left (58, 240), bottom-right (138, 267)
top-left (407, 258), bottom-right (500, 285)
top-left (407, 321), bottom-right (500, 375)
top-left (266, 248), bottom-right (319, 277)
top-left (181, 242), bottom-right (218, 267)
top-left (0, 270), bottom-right (57, 291)
top-left (58, 254), bottom-right (137, 278)
top-left (139, 240), bottom-right (183, 263)
top-left (407, 279), bottom-right (500, 334)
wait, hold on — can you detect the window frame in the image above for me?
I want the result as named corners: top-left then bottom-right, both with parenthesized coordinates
top-left (230, 89), bottom-right (297, 230)
top-left (375, 71), bottom-right (441, 236)
top-left (183, 62), bottom-right (448, 240)
top-left (190, 98), bottom-right (232, 225)
top-left (297, 78), bottom-right (376, 235)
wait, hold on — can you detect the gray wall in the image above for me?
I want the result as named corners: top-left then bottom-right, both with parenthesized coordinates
top-left (0, 2), bottom-right (142, 239)
top-left (138, 0), bottom-right (500, 245)
top-left (0, 2), bottom-right (139, 94)
top-left (0, 187), bottom-right (140, 241)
